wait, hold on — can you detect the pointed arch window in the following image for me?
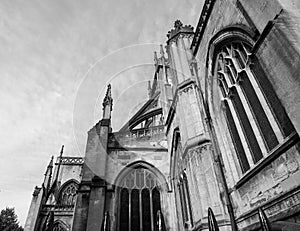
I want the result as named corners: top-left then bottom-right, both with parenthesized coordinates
top-left (58, 181), bottom-right (78, 206)
top-left (173, 133), bottom-right (193, 228)
top-left (53, 222), bottom-right (68, 231)
top-left (215, 40), bottom-right (295, 173)
top-left (118, 167), bottom-right (163, 231)
top-left (177, 172), bottom-right (193, 228)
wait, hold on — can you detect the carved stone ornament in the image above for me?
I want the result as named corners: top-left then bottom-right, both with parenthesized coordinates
top-left (167, 20), bottom-right (194, 40)
top-left (102, 84), bottom-right (113, 110)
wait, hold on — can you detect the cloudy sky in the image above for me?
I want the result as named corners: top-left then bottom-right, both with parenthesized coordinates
top-left (0, 0), bottom-right (203, 226)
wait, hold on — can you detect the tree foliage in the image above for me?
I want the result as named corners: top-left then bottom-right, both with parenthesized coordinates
top-left (0, 207), bottom-right (24, 231)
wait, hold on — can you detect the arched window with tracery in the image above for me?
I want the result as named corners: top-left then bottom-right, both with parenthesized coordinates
top-left (214, 37), bottom-right (296, 173)
top-left (172, 132), bottom-right (193, 229)
top-left (53, 221), bottom-right (68, 231)
top-left (118, 167), bottom-right (164, 231)
top-left (58, 181), bottom-right (78, 206)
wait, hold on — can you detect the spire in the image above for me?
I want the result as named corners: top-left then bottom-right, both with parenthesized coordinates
top-left (102, 84), bottom-right (113, 119)
top-left (45, 145), bottom-right (64, 198)
top-left (160, 44), bottom-right (165, 58)
top-left (43, 156), bottom-right (54, 191)
top-left (54, 145), bottom-right (64, 183)
top-left (154, 51), bottom-right (158, 65)
top-left (208, 207), bottom-right (219, 231)
top-left (46, 156), bottom-right (54, 172)
top-left (102, 84), bottom-right (113, 111)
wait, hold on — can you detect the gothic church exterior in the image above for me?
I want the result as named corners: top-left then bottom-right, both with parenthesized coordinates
top-left (25, 0), bottom-right (300, 230)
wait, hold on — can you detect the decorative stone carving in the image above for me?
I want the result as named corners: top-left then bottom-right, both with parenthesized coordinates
top-left (167, 20), bottom-right (194, 40)
top-left (59, 182), bottom-right (78, 206)
top-left (102, 84), bottom-right (113, 110)
top-left (59, 157), bottom-right (84, 165)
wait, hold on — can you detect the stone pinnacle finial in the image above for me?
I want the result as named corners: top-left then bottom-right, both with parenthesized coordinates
top-left (49, 156), bottom-right (54, 168)
top-left (174, 19), bottom-right (183, 30)
top-left (102, 84), bottom-right (113, 110)
top-left (44, 156), bottom-right (54, 176)
top-left (208, 207), bottom-right (219, 231)
top-left (167, 20), bottom-right (194, 39)
top-left (154, 51), bottom-right (158, 63)
top-left (160, 44), bottom-right (165, 57)
top-left (60, 145), bottom-right (64, 157)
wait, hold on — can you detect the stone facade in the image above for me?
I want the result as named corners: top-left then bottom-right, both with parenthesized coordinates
top-left (25, 0), bottom-right (300, 230)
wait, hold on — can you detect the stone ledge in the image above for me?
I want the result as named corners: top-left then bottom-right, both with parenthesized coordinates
top-left (234, 132), bottom-right (299, 189)
top-left (237, 185), bottom-right (300, 230)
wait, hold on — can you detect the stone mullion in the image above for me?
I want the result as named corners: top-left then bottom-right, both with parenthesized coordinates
top-left (226, 64), bottom-right (237, 84)
top-left (226, 56), bottom-right (268, 158)
top-left (244, 66), bottom-right (283, 144)
top-left (150, 189), bottom-right (154, 231)
top-left (139, 190), bottom-right (143, 231)
top-left (234, 44), bottom-right (283, 144)
top-left (129, 190), bottom-right (131, 231)
top-left (234, 82), bottom-right (268, 156)
top-left (226, 99), bottom-right (254, 167)
top-left (219, 61), bottom-right (254, 170)
top-left (235, 49), bottom-right (247, 68)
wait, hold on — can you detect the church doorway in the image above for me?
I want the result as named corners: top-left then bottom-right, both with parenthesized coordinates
top-left (117, 167), bottom-right (163, 231)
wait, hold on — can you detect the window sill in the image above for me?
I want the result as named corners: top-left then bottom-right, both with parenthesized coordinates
top-left (234, 132), bottom-right (299, 189)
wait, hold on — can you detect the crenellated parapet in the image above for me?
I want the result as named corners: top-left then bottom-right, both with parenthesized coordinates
top-left (167, 20), bottom-right (194, 42)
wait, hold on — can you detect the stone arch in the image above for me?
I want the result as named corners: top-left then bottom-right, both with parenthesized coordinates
top-left (204, 26), bottom-right (259, 178)
top-left (113, 161), bottom-right (168, 231)
top-left (53, 219), bottom-right (69, 231)
top-left (206, 25), bottom-right (255, 77)
top-left (113, 160), bottom-right (168, 190)
top-left (205, 25), bottom-right (296, 177)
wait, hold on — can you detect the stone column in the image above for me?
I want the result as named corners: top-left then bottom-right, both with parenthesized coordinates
top-left (72, 182), bottom-right (90, 231)
top-left (86, 177), bottom-right (106, 231)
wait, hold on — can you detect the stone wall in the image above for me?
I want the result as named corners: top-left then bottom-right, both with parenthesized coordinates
top-left (192, 0), bottom-right (300, 229)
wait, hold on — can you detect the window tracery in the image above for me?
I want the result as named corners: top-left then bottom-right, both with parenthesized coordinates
top-left (53, 222), bottom-right (67, 231)
top-left (118, 167), bottom-right (163, 231)
top-left (58, 181), bottom-right (78, 206)
top-left (172, 133), bottom-right (193, 228)
top-left (215, 40), bottom-right (295, 173)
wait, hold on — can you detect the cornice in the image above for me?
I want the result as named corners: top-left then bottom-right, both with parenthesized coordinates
top-left (191, 0), bottom-right (216, 55)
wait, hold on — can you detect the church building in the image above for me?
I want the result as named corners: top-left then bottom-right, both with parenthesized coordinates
top-left (25, 0), bottom-right (300, 230)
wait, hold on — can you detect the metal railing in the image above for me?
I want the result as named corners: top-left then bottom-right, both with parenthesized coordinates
top-left (207, 207), bottom-right (272, 231)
